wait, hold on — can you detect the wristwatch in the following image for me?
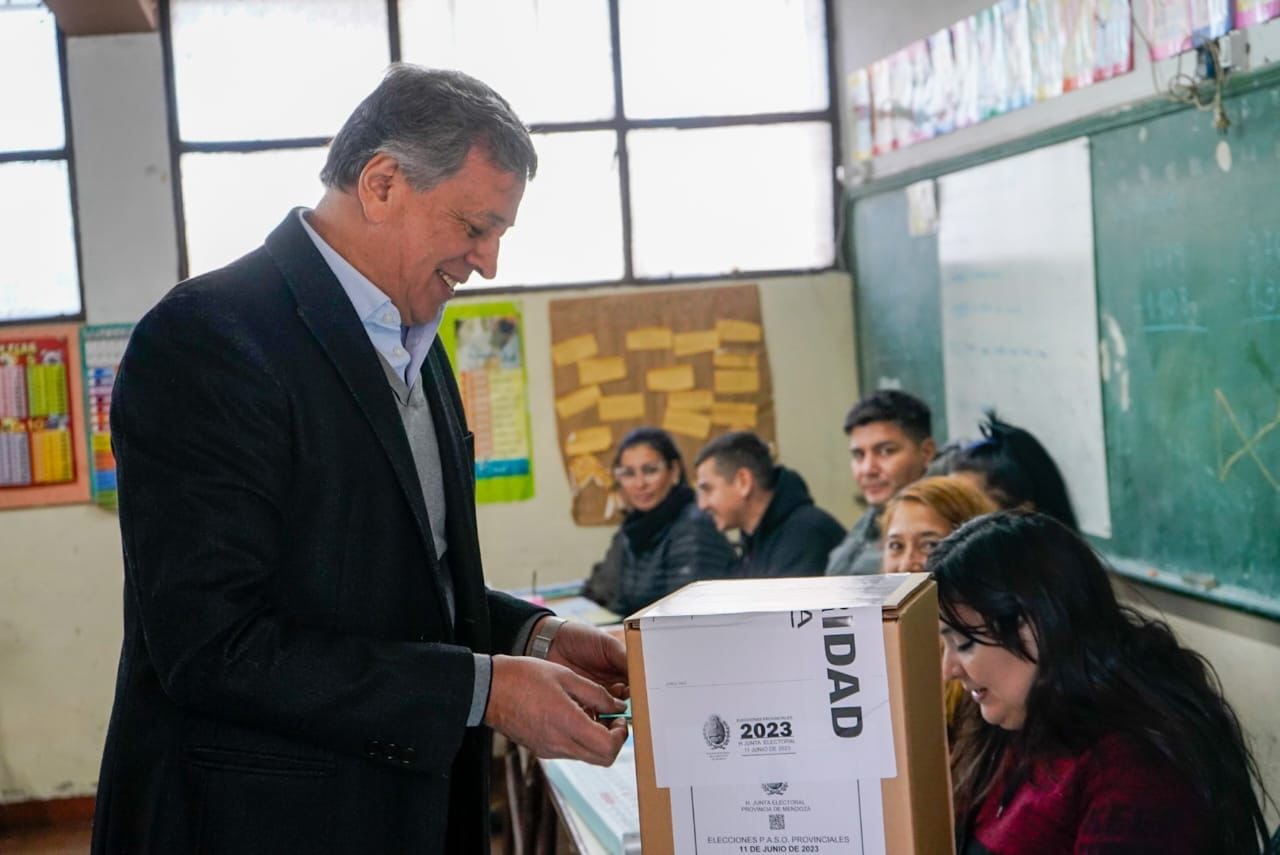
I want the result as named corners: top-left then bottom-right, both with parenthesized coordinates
top-left (528, 616), bottom-right (567, 660)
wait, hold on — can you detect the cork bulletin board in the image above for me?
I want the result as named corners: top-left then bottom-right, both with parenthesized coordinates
top-left (548, 284), bottom-right (775, 526)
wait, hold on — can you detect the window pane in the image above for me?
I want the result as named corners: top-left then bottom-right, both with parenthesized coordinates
top-left (478, 131), bottom-right (623, 289)
top-left (399, 0), bottom-right (614, 124)
top-left (0, 5), bottom-right (64, 151)
top-left (182, 148), bottom-right (329, 276)
top-left (619, 0), bottom-right (828, 119)
top-left (0, 161), bottom-right (80, 321)
top-left (170, 0), bottom-right (388, 142)
top-left (629, 123), bottom-right (833, 277)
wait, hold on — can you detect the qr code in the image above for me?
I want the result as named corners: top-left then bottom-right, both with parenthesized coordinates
top-left (769, 814), bottom-right (785, 831)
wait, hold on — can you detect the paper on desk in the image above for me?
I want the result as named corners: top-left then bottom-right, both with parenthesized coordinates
top-left (641, 607), bottom-right (895, 788)
top-left (668, 777), bottom-right (886, 855)
top-left (543, 738), bottom-right (640, 854)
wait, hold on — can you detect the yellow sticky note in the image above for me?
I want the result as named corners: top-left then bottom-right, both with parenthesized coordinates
top-left (713, 350), bottom-right (759, 370)
top-left (667, 389), bottom-right (713, 411)
top-left (567, 454), bottom-right (610, 489)
top-left (626, 327), bottom-right (674, 350)
top-left (598, 393), bottom-right (646, 422)
top-left (556, 385), bottom-right (601, 420)
top-left (715, 369), bottom-right (760, 394)
top-left (565, 425), bottom-right (613, 456)
top-left (578, 356), bottom-right (627, 386)
top-left (711, 401), bottom-right (759, 427)
top-left (716, 319), bottom-right (763, 343)
top-left (552, 333), bottom-right (599, 367)
top-left (646, 364), bottom-right (696, 392)
top-left (663, 408), bottom-right (712, 440)
top-left (672, 329), bottom-right (719, 357)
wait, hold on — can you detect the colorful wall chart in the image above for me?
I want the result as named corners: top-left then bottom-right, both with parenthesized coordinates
top-left (0, 323), bottom-right (90, 510)
top-left (440, 301), bottom-right (535, 503)
top-left (81, 324), bottom-right (132, 509)
top-left (852, 0), bottom-right (1134, 160)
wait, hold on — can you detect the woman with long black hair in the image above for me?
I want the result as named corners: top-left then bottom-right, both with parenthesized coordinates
top-left (931, 511), bottom-right (1269, 854)
top-left (948, 412), bottom-right (1079, 531)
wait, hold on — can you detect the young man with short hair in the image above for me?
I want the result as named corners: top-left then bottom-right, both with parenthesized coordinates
top-left (694, 431), bottom-right (844, 578)
top-left (826, 390), bottom-right (936, 576)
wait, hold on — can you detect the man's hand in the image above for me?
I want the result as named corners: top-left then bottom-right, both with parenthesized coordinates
top-left (540, 618), bottom-right (629, 699)
top-left (485, 655), bottom-right (628, 765)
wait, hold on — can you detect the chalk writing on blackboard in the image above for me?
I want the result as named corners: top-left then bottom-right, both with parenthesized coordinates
top-left (1214, 388), bottom-right (1280, 492)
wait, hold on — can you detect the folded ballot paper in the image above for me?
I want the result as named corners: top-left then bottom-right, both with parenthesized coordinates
top-left (542, 737), bottom-right (642, 855)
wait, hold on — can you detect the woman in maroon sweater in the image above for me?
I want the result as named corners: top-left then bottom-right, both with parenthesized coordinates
top-left (929, 511), bottom-right (1269, 854)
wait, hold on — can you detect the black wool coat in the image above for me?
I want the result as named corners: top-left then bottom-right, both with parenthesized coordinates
top-left (91, 211), bottom-right (544, 854)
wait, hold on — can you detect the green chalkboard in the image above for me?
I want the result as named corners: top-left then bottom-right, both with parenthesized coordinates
top-left (848, 75), bottom-right (1280, 617)
top-left (850, 187), bottom-right (947, 430)
top-left (1091, 87), bottom-right (1280, 613)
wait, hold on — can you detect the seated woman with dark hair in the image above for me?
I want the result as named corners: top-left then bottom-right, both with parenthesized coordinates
top-left (948, 412), bottom-right (1079, 531)
top-left (582, 427), bottom-right (735, 616)
top-left (931, 511), bottom-right (1270, 854)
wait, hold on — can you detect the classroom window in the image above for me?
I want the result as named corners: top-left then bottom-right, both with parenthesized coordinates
top-left (0, 1), bottom-right (81, 324)
top-left (164, 0), bottom-right (836, 286)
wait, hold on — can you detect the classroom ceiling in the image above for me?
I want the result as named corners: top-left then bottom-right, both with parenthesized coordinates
top-left (44, 0), bottom-right (157, 36)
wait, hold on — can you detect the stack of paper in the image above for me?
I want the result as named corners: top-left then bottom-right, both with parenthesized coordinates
top-left (542, 739), bottom-right (640, 855)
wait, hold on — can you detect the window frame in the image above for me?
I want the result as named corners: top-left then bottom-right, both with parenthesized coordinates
top-left (159, 0), bottom-right (841, 291)
top-left (0, 3), bottom-right (85, 327)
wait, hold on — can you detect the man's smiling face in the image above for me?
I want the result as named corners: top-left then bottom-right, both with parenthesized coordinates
top-left (379, 145), bottom-right (525, 324)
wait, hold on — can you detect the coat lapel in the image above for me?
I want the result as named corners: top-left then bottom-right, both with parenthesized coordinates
top-left (423, 340), bottom-right (491, 651)
top-left (263, 210), bottom-right (454, 632)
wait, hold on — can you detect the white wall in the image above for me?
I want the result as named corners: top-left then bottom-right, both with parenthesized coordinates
top-left (835, 0), bottom-right (1280, 823)
top-left (0, 32), bottom-right (859, 802)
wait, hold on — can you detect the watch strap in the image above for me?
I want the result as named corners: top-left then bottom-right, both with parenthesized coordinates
top-left (529, 616), bottom-right (567, 660)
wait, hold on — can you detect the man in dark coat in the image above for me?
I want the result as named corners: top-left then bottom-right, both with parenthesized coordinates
top-left (825, 390), bottom-right (935, 576)
top-left (692, 431), bottom-right (844, 577)
top-left (92, 66), bottom-right (627, 855)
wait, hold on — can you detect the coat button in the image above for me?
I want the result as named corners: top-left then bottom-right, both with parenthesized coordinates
top-left (365, 739), bottom-right (382, 758)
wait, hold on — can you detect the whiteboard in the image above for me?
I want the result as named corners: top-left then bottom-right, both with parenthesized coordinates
top-left (938, 138), bottom-right (1112, 537)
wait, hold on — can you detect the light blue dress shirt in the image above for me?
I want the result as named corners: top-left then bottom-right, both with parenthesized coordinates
top-left (297, 210), bottom-right (498, 727)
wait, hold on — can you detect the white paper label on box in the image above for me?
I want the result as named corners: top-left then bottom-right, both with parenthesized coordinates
top-left (668, 778), bottom-right (886, 855)
top-left (641, 606), bottom-right (895, 788)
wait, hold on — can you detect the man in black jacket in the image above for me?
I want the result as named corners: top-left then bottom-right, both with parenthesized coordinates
top-left (93, 66), bottom-right (626, 855)
top-left (693, 431), bottom-right (845, 577)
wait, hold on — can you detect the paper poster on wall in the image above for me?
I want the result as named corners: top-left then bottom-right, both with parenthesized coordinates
top-left (1236, 0), bottom-right (1280, 28)
top-left (887, 47), bottom-right (916, 148)
top-left (975, 5), bottom-right (1011, 118)
top-left (1028, 0), bottom-right (1066, 100)
top-left (848, 68), bottom-right (874, 162)
top-left (440, 301), bottom-right (535, 503)
top-left (952, 15), bottom-right (983, 128)
top-left (548, 285), bottom-right (775, 526)
top-left (1062, 0), bottom-right (1099, 89)
top-left (1190, 0), bottom-right (1233, 41)
top-left (1147, 0), bottom-right (1194, 60)
top-left (1002, 0), bottom-right (1036, 110)
top-left (0, 323), bottom-right (90, 510)
top-left (927, 27), bottom-right (959, 135)
top-left (869, 57), bottom-right (895, 155)
top-left (1094, 0), bottom-right (1134, 81)
top-left (81, 324), bottom-right (132, 510)
top-left (938, 138), bottom-right (1112, 537)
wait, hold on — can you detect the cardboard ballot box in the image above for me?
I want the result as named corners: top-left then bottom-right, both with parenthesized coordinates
top-left (625, 573), bottom-right (952, 855)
